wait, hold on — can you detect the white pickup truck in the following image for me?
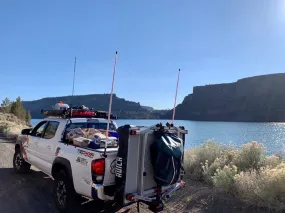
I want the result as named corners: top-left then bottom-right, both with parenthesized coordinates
top-left (13, 110), bottom-right (187, 213)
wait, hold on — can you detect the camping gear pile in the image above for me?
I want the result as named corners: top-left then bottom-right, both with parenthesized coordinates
top-left (66, 127), bottom-right (118, 148)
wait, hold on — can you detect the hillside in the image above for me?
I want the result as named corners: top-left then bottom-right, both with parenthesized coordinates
top-left (22, 73), bottom-right (285, 122)
top-left (22, 94), bottom-right (162, 119)
top-left (163, 73), bottom-right (285, 122)
top-left (0, 113), bottom-right (29, 139)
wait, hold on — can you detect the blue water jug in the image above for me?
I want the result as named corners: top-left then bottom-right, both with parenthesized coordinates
top-left (108, 131), bottom-right (119, 139)
top-left (88, 139), bottom-right (100, 149)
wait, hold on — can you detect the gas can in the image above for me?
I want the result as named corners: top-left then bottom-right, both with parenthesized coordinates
top-left (55, 102), bottom-right (69, 110)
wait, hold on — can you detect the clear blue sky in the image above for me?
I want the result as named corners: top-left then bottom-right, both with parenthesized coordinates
top-left (1, 0), bottom-right (285, 109)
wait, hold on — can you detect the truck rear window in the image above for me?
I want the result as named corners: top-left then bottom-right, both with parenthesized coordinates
top-left (66, 122), bottom-right (116, 131)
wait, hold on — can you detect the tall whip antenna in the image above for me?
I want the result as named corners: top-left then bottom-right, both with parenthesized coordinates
top-left (104, 51), bottom-right (118, 156)
top-left (72, 57), bottom-right (76, 96)
top-left (172, 68), bottom-right (180, 124)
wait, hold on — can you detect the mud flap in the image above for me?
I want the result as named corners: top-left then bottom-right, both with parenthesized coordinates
top-left (148, 201), bottom-right (164, 212)
top-left (114, 125), bottom-right (131, 206)
top-left (147, 187), bottom-right (164, 213)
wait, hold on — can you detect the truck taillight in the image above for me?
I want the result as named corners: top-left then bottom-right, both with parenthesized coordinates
top-left (91, 159), bottom-right (105, 175)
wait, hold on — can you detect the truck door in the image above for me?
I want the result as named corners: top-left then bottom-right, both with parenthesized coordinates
top-left (26, 121), bottom-right (48, 166)
top-left (36, 121), bottom-right (60, 175)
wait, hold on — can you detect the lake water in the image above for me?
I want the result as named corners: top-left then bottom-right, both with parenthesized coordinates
top-left (31, 119), bottom-right (285, 154)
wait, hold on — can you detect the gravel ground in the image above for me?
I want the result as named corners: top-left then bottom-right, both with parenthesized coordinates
top-left (0, 136), bottom-right (272, 213)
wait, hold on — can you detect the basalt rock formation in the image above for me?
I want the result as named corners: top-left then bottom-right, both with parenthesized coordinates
top-left (163, 73), bottom-right (285, 122)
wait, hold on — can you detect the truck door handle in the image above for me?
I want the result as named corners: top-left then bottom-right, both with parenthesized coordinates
top-left (47, 145), bottom-right (51, 150)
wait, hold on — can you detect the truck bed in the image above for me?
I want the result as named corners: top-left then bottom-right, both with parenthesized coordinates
top-left (90, 147), bottom-right (118, 153)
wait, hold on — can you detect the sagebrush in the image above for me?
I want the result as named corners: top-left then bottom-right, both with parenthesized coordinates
top-left (184, 141), bottom-right (285, 211)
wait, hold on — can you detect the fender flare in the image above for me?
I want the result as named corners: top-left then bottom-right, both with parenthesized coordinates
top-left (15, 137), bottom-right (28, 160)
top-left (52, 157), bottom-right (74, 184)
top-left (15, 141), bottom-right (22, 152)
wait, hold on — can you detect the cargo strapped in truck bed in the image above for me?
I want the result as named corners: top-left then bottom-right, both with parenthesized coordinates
top-left (40, 108), bottom-right (118, 119)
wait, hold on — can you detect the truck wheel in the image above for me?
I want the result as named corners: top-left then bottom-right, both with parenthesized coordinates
top-left (13, 151), bottom-right (31, 173)
top-left (53, 170), bottom-right (80, 213)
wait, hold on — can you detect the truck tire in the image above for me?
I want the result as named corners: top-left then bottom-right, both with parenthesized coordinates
top-left (13, 150), bottom-right (31, 173)
top-left (53, 170), bottom-right (81, 213)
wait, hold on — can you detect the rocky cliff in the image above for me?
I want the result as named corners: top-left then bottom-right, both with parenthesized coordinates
top-left (163, 73), bottom-right (285, 122)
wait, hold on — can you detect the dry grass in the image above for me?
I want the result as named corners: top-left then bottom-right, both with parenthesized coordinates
top-left (184, 140), bottom-right (228, 181)
top-left (213, 165), bottom-right (238, 193)
top-left (184, 141), bottom-right (285, 211)
top-left (235, 164), bottom-right (285, 211)
top-left (235, 141), bottom-right (267, 171)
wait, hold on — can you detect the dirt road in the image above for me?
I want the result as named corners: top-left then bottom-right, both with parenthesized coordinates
top-left (0, 137), bottom-right (268, 213)
top-left (0, 139), bottom-right (57, 213)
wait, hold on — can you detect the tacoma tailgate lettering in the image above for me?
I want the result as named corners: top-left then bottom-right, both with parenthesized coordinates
top-left (115, 157), bottom-right (122, 178)
top-left (77, 149), bottom-right (94, 158)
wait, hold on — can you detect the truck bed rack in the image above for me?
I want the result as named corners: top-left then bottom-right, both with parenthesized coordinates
top-left (40, 108), bottom-right (117, 119)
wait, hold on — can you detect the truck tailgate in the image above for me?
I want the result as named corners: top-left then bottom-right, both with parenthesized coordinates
top-left (103, 151), bottom-right (117, 186)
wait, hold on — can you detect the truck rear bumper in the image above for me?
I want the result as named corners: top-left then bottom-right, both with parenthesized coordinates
top-left (92, 184), bottom-right (114, 201)
top-left (125, 180), bottom-right (186, 203)
top-left (92, 180), bottom-right (186, 203)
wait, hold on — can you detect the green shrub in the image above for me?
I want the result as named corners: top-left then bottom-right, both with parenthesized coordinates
top-left (0, 97), bottom-right (11, 113)
top-left (234, 141), bottom-right (267, 171)
top-left (1, 97), bottom-right (31, 123)
top-left (264, 155), bottom-right (282, 168)
top-left (10, 97), bottom-right (26, 121)
top-left (184, 140), bottom-right (225, 180)
top-left (235, 163), bottom-right (285, 211)
top-left (202, 149), bottom-right (238, 184)
top-left (25, 110), bottom-right (31, 124)
top-left (213, 165), bottom-right (238, 193)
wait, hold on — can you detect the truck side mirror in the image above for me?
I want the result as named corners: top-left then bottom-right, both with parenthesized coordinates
top-left (21, 128), bottom-right (32, 135)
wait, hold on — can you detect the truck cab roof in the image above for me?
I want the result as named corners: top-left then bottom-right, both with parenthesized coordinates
top-left (42, 117), bottom-right (118, 131)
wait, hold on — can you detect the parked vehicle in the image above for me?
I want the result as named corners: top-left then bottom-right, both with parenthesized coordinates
top-left (13, 106), bottom-right (187, 213)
